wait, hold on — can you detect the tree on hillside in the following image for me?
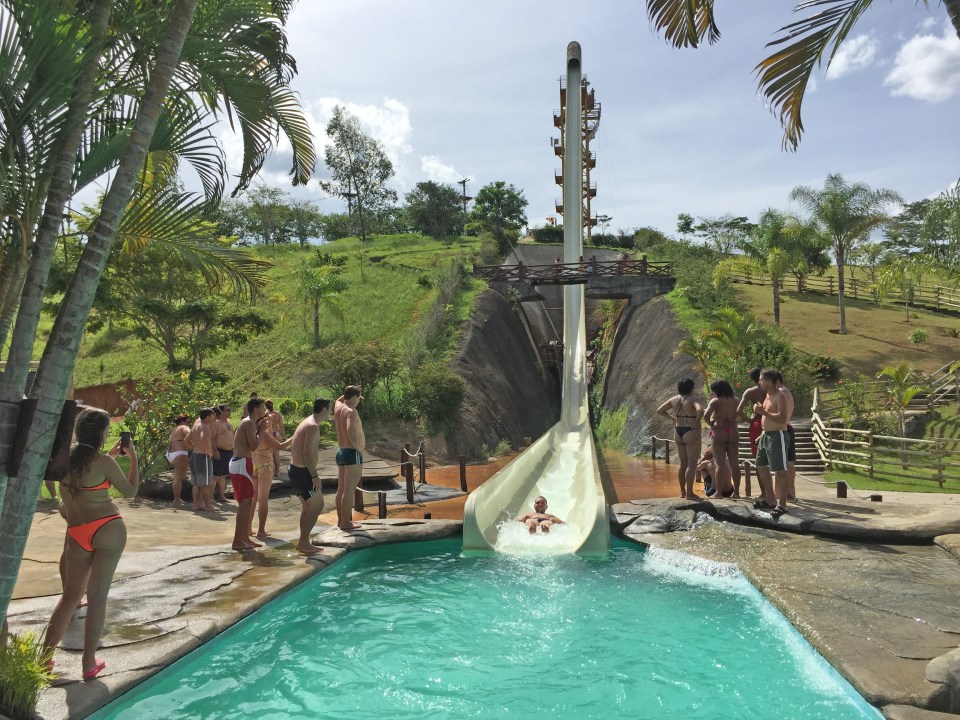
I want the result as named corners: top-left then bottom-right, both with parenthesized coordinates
top-left (919, 186), bottom-right (960, 269)
top-left (693, 214), bottom-right (753, 254)
top-left (0, 0), bottom-right (312, 625)
top-left (676, 213), bottom-right (694, 240)
top-left (709, 307), bottom-right (767, 377)
top-left (290, 199), bottom-right (324, 248)
top-left (405, 181), bottom-right (463, 240)
top-left (884, 200), bottom-right (932, 257)
top-left (468, 181), bottom-right (528, 254)
top-left (633, 226), bottom-right (672, 253)
top-left (320, 106), bottom-right (397, 242)
top-left (849, 241), bottom-right (890, 287)
top-left (790, 173), bottom-right (902, 334)
top-left (877, 362), bottom-right (926, 437)
top-left (675, 329), bottom-right (718, 380)
top-left (645, 0), bottom-right (960, 149)
top-left (295, 255), bottom-right (348, 348)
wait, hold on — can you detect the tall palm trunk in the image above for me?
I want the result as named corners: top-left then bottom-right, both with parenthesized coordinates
top-left (0, 242), bottom-right (29, 349)
top-left (948, 0), bottom-right (960, 38)
top-left (772, 278), bottom-right (781, 325)
top-left (836, 245), bottom-right (847, 334)
top-left (0, 0), bottom-right (201, 624)
top-left (0, 0), bottom-right (113, 512)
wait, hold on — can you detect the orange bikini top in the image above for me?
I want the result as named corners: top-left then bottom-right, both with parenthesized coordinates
top-left (83, 479), bottom-right (111, 491)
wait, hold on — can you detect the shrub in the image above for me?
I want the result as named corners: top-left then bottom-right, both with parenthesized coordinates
top-left (476, 232), bottom-right (502, 265)
top-left (278, 397), bottom-right (299, 417)
top-left (812, 354), bottom-right (840, 380)
top-left (530, 224), bottom-right (564, 243)
top-left (941, 327), bottom-right (960, 338)
top-left (0, 631), bottom-right (53, 720)
top-left (909, 328), bottom-right (928, 344)
top-left (481, 439), bottom-right (512, 457)
top-left (595, 406), bottom-right (628, 452)
top-left (409, 362), bottom-right (466, 435)
top-left (122, 373), bottom-right (226, 480)
top-left (314, 341), bottom-right (402, 401)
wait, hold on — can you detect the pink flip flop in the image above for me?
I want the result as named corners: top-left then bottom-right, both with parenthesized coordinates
top-left (82, 659), bottom-right (106, 680)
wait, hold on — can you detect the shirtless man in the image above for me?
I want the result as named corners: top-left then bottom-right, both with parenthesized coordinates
top-left (775, 371), bottom-right (798, 500)
top-left (188, 408), bottom-right (219, 512)
top-left (212, 404), bottom-right (234, 504)
top-left (516, 496), bottom-right (564, 534)
top-left (334, 386), bottom-right (365, 531)
top-left (287, 399), bottom-right (332, 555)
top-left (229, 397), bottom-right (266, 550)
top-left (738, 367), bottom-right (766, 458)
top-left (752, 368), bottom-right (795, 518)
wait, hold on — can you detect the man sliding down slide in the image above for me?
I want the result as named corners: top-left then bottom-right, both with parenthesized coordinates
top-left (516, 496), bottom-right (564, 534)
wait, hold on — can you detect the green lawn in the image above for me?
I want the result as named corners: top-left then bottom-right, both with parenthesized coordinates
top-left (824, 468), bottom-right (960, 494)
top-left (67, 234), bottom-right (483, 397)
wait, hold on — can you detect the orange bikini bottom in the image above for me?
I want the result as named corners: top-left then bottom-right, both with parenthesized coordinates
top-left (67, 515), bottom-right (122, 552)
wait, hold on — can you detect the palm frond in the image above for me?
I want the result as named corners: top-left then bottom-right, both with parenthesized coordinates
top-left (646, 0), bottom-right (720, 48)
top-left (757, 0), bottom-right (878, 150)
top-left (118, 189), bottom-right (269, 299)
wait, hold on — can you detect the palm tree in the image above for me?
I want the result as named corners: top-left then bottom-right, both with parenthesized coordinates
top-left (295, 261), bottom-right (348, 348)
top-left (709, 307), bottom-right (767, 377)
top-left (645, 0), bottom-right (960, 149)
top-left (675, 329), bottom-right (718, 380)
top-left (877, 363), bottom-right (926, 436)
top-left (738, 209), bottom-right (800, 325)
top-left (790, 174), bottom-right (902, 334)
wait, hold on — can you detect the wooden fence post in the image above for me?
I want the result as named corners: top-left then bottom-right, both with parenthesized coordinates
top-left (641, 255), bottom-right (648, 275)
top-left (935, 440), bottom-right (945, 489)
top-left (419, 444), bottom-right (426, 485)
top-left (378, 492), bottom-right (387, 519)
top-left (459, 455), bottom-right (467, 492)
top-left (405, 443), bottom-right (414, 503)
top-left (651, 437), bottom-right (657, 460)
top-left (837, 481), bottom-right (847, 498)
top-left (744, 461), bottom-right (752, 497)
top-left (829, 276), bottom-right (834, 295)
top-left (665, 440), bottom-right (671, 465)
top-left (354, 488), bottom-right (364, 512)
top-left (867, 431), bottom-right (874, 479)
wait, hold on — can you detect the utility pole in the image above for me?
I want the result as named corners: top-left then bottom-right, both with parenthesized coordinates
top-left (457, 177), bottom-right (472, 223)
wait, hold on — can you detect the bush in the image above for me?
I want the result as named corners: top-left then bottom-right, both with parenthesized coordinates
top-left (314, 341), bottom-right (402, 402)
top-left (0, 630), bottom-right (53, 720)
top-left (909, 328), bottom-right (928, 344)
top-left (812, 354), bottom-right (840, 380)
top-left (595, 406), bottom-right (627, 452)
top-left (481, 439), bottom-right (512, 457)
top-left (278, 397), bottom-right (299, 417)
top-left (409, 362), bottom-right (466, 435)
top-left (530, 224), bottom-right (564, 243)
top-left (122, 373), bottom-right (226, 480)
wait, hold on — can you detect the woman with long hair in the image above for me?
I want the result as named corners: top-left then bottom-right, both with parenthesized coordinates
top-left (656, 378), bottom-right (703, 499)
top-left (167, 413), bottom-right (191, 506)
top-left (704, 378), bottom-right (741, 498)
top-left (43, 408), bottom-right (139, 680)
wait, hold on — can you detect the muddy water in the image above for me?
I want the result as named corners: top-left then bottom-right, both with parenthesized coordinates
top-left (374, 448), bottom-right (680, 522)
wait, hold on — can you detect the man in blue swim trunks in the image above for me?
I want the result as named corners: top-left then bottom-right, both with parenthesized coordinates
top-left (334, 386), bottom-right (365, 531)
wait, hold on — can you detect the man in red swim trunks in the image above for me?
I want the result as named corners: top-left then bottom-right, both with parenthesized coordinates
top-left (229, 397), bottom-right (267, 551)
top-left (738, 367), bottom-right (766, 458)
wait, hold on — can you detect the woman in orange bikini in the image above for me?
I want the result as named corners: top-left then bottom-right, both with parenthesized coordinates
top-left (43, 408), bottom-right (139, 680)
top-left (656, 378), bottom-right (703, 499)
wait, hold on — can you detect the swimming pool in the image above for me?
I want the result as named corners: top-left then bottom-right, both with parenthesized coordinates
top-left (90, 539), bottom-right (881, 719)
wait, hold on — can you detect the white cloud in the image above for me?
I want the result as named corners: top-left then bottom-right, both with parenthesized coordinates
top-left (311, 96), bottom-right (413, 166)
top-left (885, 24), bottom-right (960, 102)
top-left (825, 34), bottom-right (879, 79)
top-left (420, 155), bottom-right (462, 184)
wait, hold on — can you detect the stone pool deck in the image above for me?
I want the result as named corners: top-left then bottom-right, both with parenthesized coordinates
top-left (6, 469), bottom-right (960, 719)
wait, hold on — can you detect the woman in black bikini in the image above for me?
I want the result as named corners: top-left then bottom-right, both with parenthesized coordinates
top-left (656, 378), bottom-right (703, 499)
top-left (703, 378), bottom-right (741, 498)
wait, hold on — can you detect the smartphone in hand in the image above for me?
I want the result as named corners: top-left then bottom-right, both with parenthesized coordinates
top-left (119, 431), bottom-right (131, 455)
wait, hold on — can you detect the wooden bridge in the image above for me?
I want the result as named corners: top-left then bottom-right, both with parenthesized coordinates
top-left (473, 255), bottom-right (672, 286)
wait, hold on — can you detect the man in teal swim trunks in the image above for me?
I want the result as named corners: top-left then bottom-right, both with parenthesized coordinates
top-left (334, 386), bottom-right (365, 531)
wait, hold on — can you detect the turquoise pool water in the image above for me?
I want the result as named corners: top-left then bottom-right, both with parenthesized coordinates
top-left (92, 540), bottom-right (881, 719)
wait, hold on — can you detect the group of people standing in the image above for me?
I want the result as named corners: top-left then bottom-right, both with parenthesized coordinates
top-left (41, 385), bottom-right (368, 680)
top-left (657, 367), bottom-right (797, 518)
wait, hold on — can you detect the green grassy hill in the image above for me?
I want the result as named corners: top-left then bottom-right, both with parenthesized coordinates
top-left (70, 234), bottom-right (484, 398)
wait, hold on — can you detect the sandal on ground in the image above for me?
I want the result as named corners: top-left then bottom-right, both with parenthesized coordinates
top-left (83, 659), bottom-right (106, 680)
top-left (770, 505), bottom-right (788, 519)
top-left (753, 499), bottom-right (772, 509)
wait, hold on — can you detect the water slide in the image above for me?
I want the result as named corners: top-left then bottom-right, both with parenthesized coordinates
top-left (462, 43), bottom-right (610, 557)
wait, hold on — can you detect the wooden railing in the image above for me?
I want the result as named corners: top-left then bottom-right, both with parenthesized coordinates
top-left (474, 256), bottom-right (673, 284)
top-left (811, 388), bottom-right (960, 488)
top-left (815, 361), bottom-right (959, 419)
top-left (728, 272), bottom-right (960, 312)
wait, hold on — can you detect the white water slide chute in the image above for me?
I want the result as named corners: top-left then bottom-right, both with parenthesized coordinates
top-left (463, 43), bottom-right (610, 557)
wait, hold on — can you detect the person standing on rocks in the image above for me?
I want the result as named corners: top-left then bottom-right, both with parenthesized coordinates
top-left (166, 413), bottom-right (191, 506)
top-left (250, 413), bottom-right (293, 539)
top-left (188, 408), bottom-right (219, 512)
top-left (703, 379), bottom-right (741, 498)
top-left (334, 386), bottom-right (365, 531)
top-left (211, 404), bottom-right (235, 505)
top-left (264, 399), bottom-right (285, 478)
top-left (752, 368), bottom-right (794, 518)
top-left (774, 370), bottom-right (798, 501)
top-left (288, 398), bottom-right (331, 555)
top-left (738, 367), bottom-right (766, 458)
top-left (229, 397), bottom-right (265, 550)
top-left (656, 378), bottom-right (703, 500)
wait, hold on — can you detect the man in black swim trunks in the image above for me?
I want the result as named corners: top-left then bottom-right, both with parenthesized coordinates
top-left (334, 386), bottom-right (365, 531)
top-left (516, 496), bottom-right (564, 534)
top-left (288, 398), bottom-right (331, 555)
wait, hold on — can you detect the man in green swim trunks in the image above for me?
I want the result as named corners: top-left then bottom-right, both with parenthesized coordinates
top-left (334, 386), bottom-right (365, 531)
top-left (752, 368), bottom-right (794, 518)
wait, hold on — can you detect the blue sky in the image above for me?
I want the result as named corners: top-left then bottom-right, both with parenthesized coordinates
top-left (228, 1), bottom-right (960, 235)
